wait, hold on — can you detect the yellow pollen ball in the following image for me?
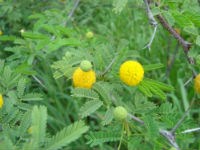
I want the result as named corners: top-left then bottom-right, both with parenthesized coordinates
top-left (119, 60), bottom-right (144, 86)
top-left (0, 94), bottom-right (3, 108)
top-left (72, 67), bottom-right (96, 89)
top-left (194, 74), bottom-right (200, 93)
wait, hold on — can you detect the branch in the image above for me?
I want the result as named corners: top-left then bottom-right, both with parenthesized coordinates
top-left (128, 113), bottom-right (144, 125)
top-left (100, 55), bottom-right (117, 76)
top-left (143, 0), bottom-right (158, 50)
top-left (156, 15), bottom-right (197, 77)
top-left (128, 98), bottom-right (195, 150)
top-left (63, 0), bottom-right (80, 26)
top-left (181, 127), bottom-right (200, 134)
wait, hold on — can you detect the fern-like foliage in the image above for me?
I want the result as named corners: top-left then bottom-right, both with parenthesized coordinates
top-left (21, 93), bottom-right (43, 101)
top-left (17, 78), bottom-right (26, 98)
top-left (80, 100), bottom-right (103, 118)
top-left (92, 82), bottom-right (112, 105)
top-left (101, 108), bottom-right (113, 126)
top-left (138, 78), bottom-right (174, 100)
top-left (0, 136), bottom-right (16, 150)
top-left (112, 0), bottom-right (128, 14)
top-left (45, 120), bottom-right (89, 150)
top-left (29, 105), bottom-right (47, 149)
top-left (86, 131), bottom-right (121, 147)
top-left (71, 88), bottom-right (99, 100)
top-left (143, 115), bottom-right (159, 140)
top-left (143, 63), bottom-right (164, 71)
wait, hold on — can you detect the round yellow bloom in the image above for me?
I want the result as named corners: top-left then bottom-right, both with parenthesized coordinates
top-left (0, 94), bottom-right (3, 108)
top-left (194, 74), bottom-right (200, 93)
top-left (119, 60), bottom-right (144, 86)
top-left (0, 30), bottom-right (3, 36)
top-left (72, 67), bottom-right (96, 89)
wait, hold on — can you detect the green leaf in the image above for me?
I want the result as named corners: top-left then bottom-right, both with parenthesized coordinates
top-left (0, 136), bottom-right (15, 150)
top-left (0, 35), bottom-right (16, 41)
top-left (46, 121), bottom-right (89, 150)
top-left (144, 78), bottom-right (174, 91)
top-left (30, 106), bottom-right (47, 148)
top-left (21, 93), bottom-right (43, 101)
top-left (138, 82), bottom-right (153, 97)
top-left (143, 115), bottom-right (159, 140)
top-left (101, 108), bottom-right (113, 126)
top-left (196, 35), bottom-right (200, 46)
top-left (92, 82), bottom-right (112, 105)
top-left (112, 0), bottom-right (128, 14)
top-left (183, 26), bottom-right (198, 36)
top-left (178, 79), bottom-right (189, 111)
top-left (71, 88), bottom-right (99, 100)
top-left (86, 131), bottom-right (121, 147)
top-left (144, 63), bottom-right (164, 71)
top-left (19, 110), bottom-right (31, 135)
top-left (17, 78), bottom-right (26, 98)
top-left (80, 100), bottom-right (103, 118)
top-left (22, 32), bottom-right (49, 39)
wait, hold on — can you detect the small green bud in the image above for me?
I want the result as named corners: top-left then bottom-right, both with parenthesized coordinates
top-left (86, 31), bottom-right (94, 39)
top-left (80, 60), bottom-right (92, 72)
top-left (113, 106), bottom-right (128, 121)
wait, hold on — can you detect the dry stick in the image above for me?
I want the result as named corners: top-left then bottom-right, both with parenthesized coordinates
top-left (129, 98), bottom-right (195, 150)
top-left (181, 127), bottom-right (200, 134)
top-left (63, 0), bottom-right (80, 26)
top-left (129, 113), bottom-right (180, 150)
top-left (156, 15), bottom-right (197, 78)
top-left (143, 0), bottom-right (158, 50)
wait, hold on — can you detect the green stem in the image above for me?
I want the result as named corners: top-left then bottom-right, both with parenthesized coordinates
top-left (117, 122), bottom-right (125, 150)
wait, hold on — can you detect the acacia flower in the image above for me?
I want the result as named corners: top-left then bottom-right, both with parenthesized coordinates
top-left (119, 60), bottom-right (144, 86)
top-left (0, 94), bottom-right (3, 108)
top-left (72, 67), bottom-right (96, 89)
top-left (194, 74), bottom-right (200, 93)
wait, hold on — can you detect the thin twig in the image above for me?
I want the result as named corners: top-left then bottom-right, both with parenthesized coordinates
top-left (63, 0), bottom-right (80, 26)
top-left (32, 75), bottom-right (47, 90)
top-left (181, 127), bottom-right (200, 134)
top-left (143, 0), bottom-right (158, 50)
top-left (170, 98), bottom-right (195, 134)
top-left (170, 108), bottom-right (191, 134)
top-left (100, 55), bottom-right (117, 76)
top-left (159, 129), bottom-right (180, 150)
top-left (183, 77), bottom-right (193, 87)
top-left (128, 113), bottom-right (144, 125)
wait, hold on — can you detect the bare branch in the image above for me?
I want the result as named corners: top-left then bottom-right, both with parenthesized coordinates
top-left (181, 127), bottom-right (200, 134)
top-left (156, 15), bottom-right (197, 77)
top-left (100, 55), bottom-right (117, 76)
top-left (128, 113), bottom-right (144, 125)
top-left (143, 0), bottom-right (158, 50)
top-left (63, 0), bottom-right (80, 26)
top-left (32, 75), bottom-right (47, 90)
top-left (159, 129), bottom-right (180, 150)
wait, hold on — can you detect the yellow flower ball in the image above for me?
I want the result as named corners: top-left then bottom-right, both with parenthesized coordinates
top-left (72, 67), bottom-right (96, 89)
top-left (119, 60), bottom-right (144, 86)
top-left (0, 94), bottom-right (3, 108)
top-left (194, 74), bottom-right (200, 93)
